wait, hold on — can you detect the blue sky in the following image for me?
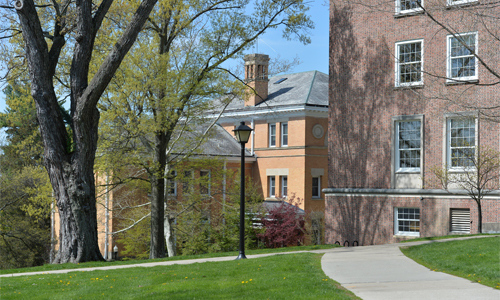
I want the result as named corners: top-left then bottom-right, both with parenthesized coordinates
top-left (0, 1), bottom-right (329, 114)
top-left (246, 0), bottom-right (329, 75)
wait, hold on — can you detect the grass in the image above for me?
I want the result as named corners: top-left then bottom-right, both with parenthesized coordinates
top-left (0, 244), bottom-right (336, 275)
top-left (401, 236), bottom-right (500, 289)
top-left (0, 253), bottom-right (358, 300)
top-left (399, 233), bottom-right (497, 243)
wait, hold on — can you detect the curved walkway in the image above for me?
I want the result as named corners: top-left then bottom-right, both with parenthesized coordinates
top-left (321, 237), bottom-right (500, 300)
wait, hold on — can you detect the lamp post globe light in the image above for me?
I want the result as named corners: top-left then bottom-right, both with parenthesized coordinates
top-left (233, 121), bottom-right (252, 260)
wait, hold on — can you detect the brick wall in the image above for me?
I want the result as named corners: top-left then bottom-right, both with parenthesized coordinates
top-left (328, 1), bottom-right (500, 191)
top-left (325, 194), bottom-right (500, 245)
top-left (325, 0), bottom-right (499, 244)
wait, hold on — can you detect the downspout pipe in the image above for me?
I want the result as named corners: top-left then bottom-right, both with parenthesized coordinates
top-left (50, 194), bottom-right (55, 264)
top-left (251, 119), bottom-right (255, 155)
top-left (104, 174), bottom-right (110, 260)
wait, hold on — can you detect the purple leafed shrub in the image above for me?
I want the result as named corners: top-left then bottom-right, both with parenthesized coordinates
top-left (258, 196), bottom-right (306, 248)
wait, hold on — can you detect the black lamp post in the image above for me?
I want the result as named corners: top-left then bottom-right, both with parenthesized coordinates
top-left (233, 121), bottom-right (252, 260)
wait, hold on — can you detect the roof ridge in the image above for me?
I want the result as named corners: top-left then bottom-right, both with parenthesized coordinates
top-left (269, 69), bottom-right (324, 80)
top-left (304, 70), bottom-right (318, 105)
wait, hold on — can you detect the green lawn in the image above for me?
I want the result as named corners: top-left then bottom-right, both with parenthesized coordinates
top-left (0, 253), bottom-right (358, 300)
top-left (401, 236), bottom-right (500, 289)
top-left (0, 245), bottom-right (336, 275)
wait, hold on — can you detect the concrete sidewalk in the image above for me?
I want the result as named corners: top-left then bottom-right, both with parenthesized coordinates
top-left (321, 238), bottom-right (500, 300)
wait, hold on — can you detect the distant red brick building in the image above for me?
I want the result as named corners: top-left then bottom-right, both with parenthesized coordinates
top-left (325, 0), bottom-right (500, 245)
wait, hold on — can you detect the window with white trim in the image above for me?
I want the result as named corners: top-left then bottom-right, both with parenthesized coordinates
top-left (281, 122), bottom-right (288, 147)
top-left (396, 120), bottom-right (421, 172)
top-left (200, 170), bottom-right (211, 195)
top-left (312, 176), bottom-right (321, 198)
top-left (395, 207), bottom-right (420, 236)
top-left (395, 0), bottom-right (422, 15)
top-left (168, 170), bottom-right (177, 195)
top-left (269, 176), bottom-right (276, 197)
top-left (395, 40), bottom-right (423, 87)
top-left (269, 123), bottom-right (276, 147)
top-left (447, 0), bottom-right (478, 6)
top-left (447, 32), bottom-right (477, 81)
top-left (281, 176), bottom-right (287, 197)
top-left (447, 117), bottom-right (476, 169)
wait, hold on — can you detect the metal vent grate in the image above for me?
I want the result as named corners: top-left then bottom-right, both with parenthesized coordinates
top-left (450, 208), bottom-right (470, 233)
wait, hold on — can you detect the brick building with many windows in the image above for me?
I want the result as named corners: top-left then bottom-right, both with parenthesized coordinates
top-left (325, 0), bottom-right (499, 245)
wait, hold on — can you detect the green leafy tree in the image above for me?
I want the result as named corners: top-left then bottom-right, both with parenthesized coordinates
top-left (112, 158), bottom-right (265, 258)
top-left (1, 0), bottom-right (161, 263)
top-left (114, 209), bottom-right (151, 260)
top-left (0, 166), bottom-right (52, 269)
top-left (0, 84), bottom-right (53, 269)
top-left (173, 161), bottom-right (265, 256)
top-left (0, 84), bottom-right (43, 171)
top-left (96, 0), bottom-right (313, 259)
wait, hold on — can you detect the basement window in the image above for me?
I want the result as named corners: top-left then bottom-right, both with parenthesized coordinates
top-left (394, 207), bottom-right (420, 236)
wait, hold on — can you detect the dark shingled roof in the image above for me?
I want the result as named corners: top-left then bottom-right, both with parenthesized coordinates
top-left (197, 124), bottom-right (253, 157)
top-left (263, 200), bottom-right (305, 215)
top-left (171, 123), bottom-right (253, 158)
top-left (224, 70), bottom-right (328, 112)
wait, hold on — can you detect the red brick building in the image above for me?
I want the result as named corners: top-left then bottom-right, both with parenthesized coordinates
top-left (325, 0), bottom-right (499, 245)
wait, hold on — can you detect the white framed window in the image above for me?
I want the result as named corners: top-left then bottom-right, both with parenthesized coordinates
top-left (396, 120), bottom-right (421, 172)
top-left (281, 122), bottom-right (288, 147)
top-left (200, 170), bottom-right (211, 195)
top-left (447, 117), bottom-right (476, 169)
top-left (312, 176), bottom-right (321, 198)
top-left (395, 0), bottom-right (423, 15)
top-left (447, 32), bottom-right (478, 82)
top-left (395, 39), bottom-right (423, 87)
top-left (447, 0), bottom-right (478, 6)
top-left (269, 176), bottom-right (276, 197)
top-left (168, 170), bottom-right (177, 196)
top-left (269, 123), bottom-right (276, 147)
top-left (281, 176), bottom-right (288, 197)
top-left (395, 207), bottom-right (420, 236)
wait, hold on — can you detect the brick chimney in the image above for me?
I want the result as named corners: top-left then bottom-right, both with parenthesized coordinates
top-left (244, 54), bottom-right (269, 106)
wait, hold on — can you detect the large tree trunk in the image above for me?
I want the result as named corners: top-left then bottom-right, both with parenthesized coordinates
top-left (150, 132), bottom-right (167, 258)
top-left (15, 0), bottom-right (159, 263)
top-left (52, 107), bottom-right (103, 263)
